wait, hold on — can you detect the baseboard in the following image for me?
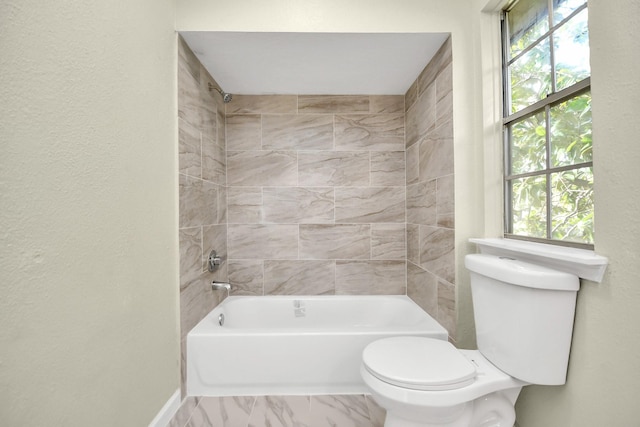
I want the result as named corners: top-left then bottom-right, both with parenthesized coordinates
top-left (148, 388), bottom-right (181, 427)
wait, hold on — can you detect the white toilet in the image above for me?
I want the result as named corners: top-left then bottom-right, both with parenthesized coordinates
top-left (361, 253), bottom-right (580, 427)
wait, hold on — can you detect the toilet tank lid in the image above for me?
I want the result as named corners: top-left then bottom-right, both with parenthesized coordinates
top-left (465, 254), bottom-right (580, 291)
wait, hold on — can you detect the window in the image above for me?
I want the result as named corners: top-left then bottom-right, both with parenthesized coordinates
top-left (502, 0), bottom-right (593, 247)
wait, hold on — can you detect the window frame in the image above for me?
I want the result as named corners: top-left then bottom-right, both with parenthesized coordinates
top-left (501, 0), bottom-right (594, 249)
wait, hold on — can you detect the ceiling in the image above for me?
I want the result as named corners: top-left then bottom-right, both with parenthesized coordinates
top-left (180, 32), bottom-right (450, 95)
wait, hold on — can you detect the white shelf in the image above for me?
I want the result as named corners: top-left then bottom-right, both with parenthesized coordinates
top-left (469, 238), bottom-right (609, 283)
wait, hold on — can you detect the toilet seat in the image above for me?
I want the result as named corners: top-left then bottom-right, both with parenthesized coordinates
top-left (362, 337), bottom-right (477, 391)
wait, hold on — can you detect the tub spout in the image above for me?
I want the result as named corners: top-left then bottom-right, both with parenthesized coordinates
top-left (211, 281), bottom-right (232, 297)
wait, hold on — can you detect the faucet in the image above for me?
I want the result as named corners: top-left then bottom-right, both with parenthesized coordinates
top-left (211, 281), bottom-right (232, 297)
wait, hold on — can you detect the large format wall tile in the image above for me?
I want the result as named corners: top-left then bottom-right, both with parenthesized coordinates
top-left (299, 224), bottom-right (371, 260)
top-left (335, 187), bottom-right (405, 223)
top-left (334, 114), bottom-right (405, 151)
top-left (407, 180), bottom-right (437, 225)
top-left (226, 95), bottom-right (297, 114)
top-left (298, 95), bottom-right (369, 113)
top-left (228, 260), bottom-right (264, 296)
top-left (227, 151), bottom-right (297, 186)
top-left (178, 118), bottom-right (201, 177)
top-left (298, 151), bottom-right (370, 187)
top-left (226, 114), bottom-right (261, 151)
top-left (262, 114), bottom-right (334, 150)
top-left (335, 260), bottom-right (406, 295)
top-left (370, 95), bottom-right (404, 114)
top-left (227, 187), bottom-right (262, 224)
top-left (371, 151), bottom-right (405, 186)
top-left (228, 224), bottom-right (299, 260)
top-left (262, 187), bottom-right (334, 224)
top-left (264, 260), bottom-right (335, 295)
top-left (371, 224), bottom-right (406, 260)
top-left (419, 226), bottom-right (455, 284)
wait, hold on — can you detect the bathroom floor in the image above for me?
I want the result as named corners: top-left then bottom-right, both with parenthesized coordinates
top-left (168, 394), bottom-right (385, 427)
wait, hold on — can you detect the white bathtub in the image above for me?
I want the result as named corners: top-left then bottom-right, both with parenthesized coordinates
top-left (187, 295), bottom-right (448, 396)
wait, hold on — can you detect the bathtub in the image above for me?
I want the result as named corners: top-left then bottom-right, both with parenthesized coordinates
top-left (187, 295), bottom-right (448, 396)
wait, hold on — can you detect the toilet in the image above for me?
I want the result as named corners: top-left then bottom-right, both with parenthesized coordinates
top-left (361, 253), bottom-right (580, 427)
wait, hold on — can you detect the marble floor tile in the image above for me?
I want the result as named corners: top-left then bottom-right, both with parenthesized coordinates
top-left (248, 396), bottom-right (312, 427)
top-left (188, 396), bottom-right (256, 427)
top-left (309, 395), bottom-right (372, 427)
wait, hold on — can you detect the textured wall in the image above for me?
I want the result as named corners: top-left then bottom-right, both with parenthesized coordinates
top-left (513, 0), bottom-right (640, 425)
top-left (405, 39), bottom-right (456, 339)
top-left (225, 95), bottom-right (407, 296)
top-left (178, 37), bottom-right (229, 396)
top-left (0, 1), bottom-right (178, 426)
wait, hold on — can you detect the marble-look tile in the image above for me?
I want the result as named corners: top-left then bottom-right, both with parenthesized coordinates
top-left (334, 114), bottom-right (405, 151)
top-left (216, 103), bottom-right (226, 150)
top-left (227, 150), bottom-right (297, 186)
top-left (419, 138), bottom-right (454, 183)
top-left (264, 260), bottom-right (335, 295)
top-left (309, 395), bottom-right (371, 427)
top-left (178, 36), bottom-right (200, 81)
top-left (217, 184), bottom-right (227, 224)
top-left (202, 139), bottom-right (225, 185)
top-left (167, 395), bottom-right (200, 427)
top-left (202, 224), bottom-right (227, 275)
top-left (228, 260), bottom-right (264, 296)
top-left (406, 85), bottom-right (436, 148)
top-left (188, 396), bottom-right (256, 427)
top-left (418, 37), bottom-right (452, 96)
top-left (298, 95), bottom-right (369, 113)
top-left (436, 90), bottom-right (453, 130)
top-left (298, 151), bottom-right (370, 187)
top-left (299, 224), bottom-right (370, 260)
top-left (180, 227), bottom-right (202, 289)
top-left (405, 143), bottom-right (419, 185)
top-left (370, 151), bottom-right (405, 186)
top-left (335, 187), bottom-right (405, 223)
top-left (438, 279), bottom-right (456, 339)
top-left (335, 260), bottom-right (406, 295)
top-left (226, 95), bottom-right (297, 114)
top-left (436, 62), bottom-right (453, 102)
top-left (262, 114), bottom-right (334, 150)
top-left (364, 395), bottom-right (386, 427)
top-left (369, 95), bottom-right (404, 114)
top-left (419, 226), bottom-right (455, 284)
top-left (228, 224), bottom-right (298, 260)
top-left (406, 180), bottom-right (437, 226)
top-left (263, 187), bottom-right (334, 224)
top-left (199, 101), bottom-right (218, 145)
top-left (226, 114), bottom-right (262, 151)
top-left (407, 262), bottom-right (438, 318)
top-left (180, 273), bottom-right (221, 336)
top-left (179, 174), bottom-right (218, 228)
top-left (371, 224), bottom-right (406, 260)
top-left (248, 395), bottom-right (311, 427)
top-left (179, 119), bottom-right (201, 177)
top-left (437, 174), bottom-right (455, 228)
top-left (178, 42), bottom-right (203, 129)
top-left (405, 78), bottom-right (418, 113)
top-left (406, 223), bottom-right (420, 265)
top-left (227, 187), bottom-right (263, 224)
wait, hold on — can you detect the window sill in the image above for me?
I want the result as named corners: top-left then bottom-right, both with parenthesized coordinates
top-left (469, 238), bottom-right (608, 283)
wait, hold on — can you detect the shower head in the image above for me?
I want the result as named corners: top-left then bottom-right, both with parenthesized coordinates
top-left (208, 82), bottom-right (232, 103)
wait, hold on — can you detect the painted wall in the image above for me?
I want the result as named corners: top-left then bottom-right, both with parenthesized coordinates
top-left (512, 0), bottom-right (640, 424)
top-left (0, 1), bottom-right (179, 426)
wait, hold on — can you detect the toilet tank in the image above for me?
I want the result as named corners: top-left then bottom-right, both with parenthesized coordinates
top-left (465, 254), bottom-right (580, 385)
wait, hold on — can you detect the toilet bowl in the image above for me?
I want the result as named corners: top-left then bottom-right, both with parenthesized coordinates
top-left (361, 337), bottom-right (525, 427)
top-left (360, 252), bottom-right (581, 427)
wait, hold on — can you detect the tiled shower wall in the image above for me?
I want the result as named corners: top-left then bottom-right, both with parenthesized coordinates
top-left (224, 95), bottom-right (407, 296)
top-left (178, 36), bottom-right (228, 395)
top-left (177, 35), bottom-right (455, 397)
top-left (405, 38), bottom-right (456, 339)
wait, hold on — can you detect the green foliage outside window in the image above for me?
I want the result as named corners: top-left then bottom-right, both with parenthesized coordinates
top-left (504, 0), bottom-right (593, 246)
